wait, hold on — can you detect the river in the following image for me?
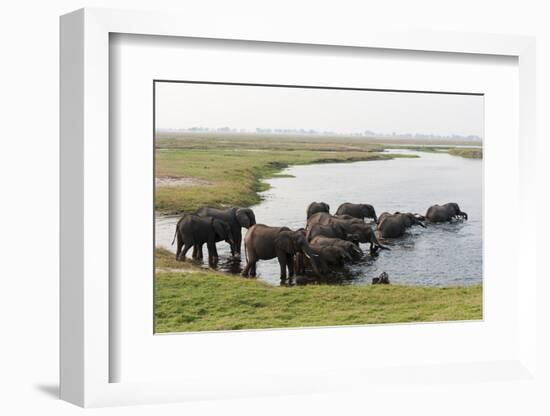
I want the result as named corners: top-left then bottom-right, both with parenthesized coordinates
top-left (155, 149), bottom-right (482, 287)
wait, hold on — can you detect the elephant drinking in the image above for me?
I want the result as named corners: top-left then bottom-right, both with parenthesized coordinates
top-left (425, 203), bottom-right (468, 223)
top-left (242, 224), bottom-right (322, 280)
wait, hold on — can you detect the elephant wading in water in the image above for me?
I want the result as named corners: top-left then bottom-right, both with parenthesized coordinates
top-left (306, 223), bottom-right (359, 243)
top-left (309, 236), bottom-right (363, 261)
top-left (296, 240), bottom-right (352, 275)
top-left (307, 212), bottom-right (389, 255)
top-left (335, 202), bottom-right (377, 222)
top-left (376, 212), bottom-right (426, 238)
top-left (196, 206), bottom-right (256, 258)
top-left (306, 201), bottom-right (330, 220)
top-left (425, 203), bottom-right (468, 223)
top-left (242, 224), bottom-right (322, 280)
top-left (172, 214), bottom-right (234, 266)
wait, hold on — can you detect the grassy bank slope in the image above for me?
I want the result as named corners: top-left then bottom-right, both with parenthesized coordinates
top-left (384, 145), bottom-right (483, 159)
top-left (155, 249), bottom-right (482, 332)
top-left (155, 136), bottom-right (417, 214)
top-left (448, 148), bottom-right (483, 159)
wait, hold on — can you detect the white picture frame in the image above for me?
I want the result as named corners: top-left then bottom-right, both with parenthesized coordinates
top-left (60, 8), bottom-right (538, 408)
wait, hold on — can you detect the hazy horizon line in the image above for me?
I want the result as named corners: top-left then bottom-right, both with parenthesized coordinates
top-left (155, 127), bottom-right (483, 141)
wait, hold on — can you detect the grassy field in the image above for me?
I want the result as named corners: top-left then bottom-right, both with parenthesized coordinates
top-left (156, 134), bottom-right (483, 214)
top-left (155, 248), bottom-right (482, 332)
top-left (155, 135), bottom-right (418, 214)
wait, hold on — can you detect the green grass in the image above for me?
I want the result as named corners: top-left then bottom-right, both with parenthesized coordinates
top-left (155, 136), bottom-right (417, 214)
top-left (155, 249), bottom-right (482, 332)
top-left (448, 148), bottom-right (483, 159)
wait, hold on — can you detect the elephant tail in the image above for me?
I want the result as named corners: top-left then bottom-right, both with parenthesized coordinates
top-left (171, 215), bottom-right (186, 245)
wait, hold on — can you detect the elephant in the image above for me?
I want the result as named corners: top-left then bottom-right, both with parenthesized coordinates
top-left (307, 212), bottom-right (389, 255)
top-left (295, 240), bottom-right (353, 275)
top-left (242, 224), bottom-right (322, 280)
top-left (376, 212), bottom-right (391, 225)
top-left (307, 211), bottom-right (360, 228)
top-left (309, 235), bottom-right (364, 260)
top-left (335, 202), bottom-right (377, 222)
top-left (306, 201), bottom-right (330, 219)
top-left (195, 206), bottom-right (256, 257)
top-left (306, 223), bottom-right (359, 242)
top-left (425, 203), bottom-right (468, 223)
top-left (376, 212), bottom-right (426, 238)
top-left (172, 214), bottom-right (234, 266)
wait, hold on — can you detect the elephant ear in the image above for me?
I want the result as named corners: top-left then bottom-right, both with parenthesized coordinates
top-left (236, 208), bottom-right (254, 228)
top-left (275, 231), bottom-right (294, 254)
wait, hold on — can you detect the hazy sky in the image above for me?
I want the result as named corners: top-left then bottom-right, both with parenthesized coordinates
top-left (155, 82), bottom-right (483, 137)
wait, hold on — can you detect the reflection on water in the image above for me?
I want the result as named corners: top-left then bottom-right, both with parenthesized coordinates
top-left (156, 149), bottom-right (482, 287)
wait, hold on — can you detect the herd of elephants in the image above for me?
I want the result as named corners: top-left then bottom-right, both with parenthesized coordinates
top-left (172, 202), bottom-right (468, 282)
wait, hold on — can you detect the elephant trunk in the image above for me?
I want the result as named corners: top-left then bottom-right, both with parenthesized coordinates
top-left (301, 243), bottom-right (323, 277)
top-left (375, 238), bottom-right (391, 251)
top-left (370, 231), bottom-right (390, 251)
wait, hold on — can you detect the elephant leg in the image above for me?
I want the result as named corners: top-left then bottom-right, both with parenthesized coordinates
top-left (369, 242), bottom-right (379, 256)
top-left (277, 252), bottom-right (288, 280)
top-left (295, 253), bottom-right (304, 275)
top-left (197, 244), bottom-right (204, 260)
top-left (232, 228), bottom-right (242, 257)
top-left (207, 240), bottom-right (218, 267)
top-left (180, 242), bottom-right (193, 261)
top-left (175, 233), bottom-right (183, 260)
top-left (192, 245), bottom-right (199, 259)
top-left (287, 254), bottom-right (294, 278)
top-left (242, 256), bottom-right (257, 277)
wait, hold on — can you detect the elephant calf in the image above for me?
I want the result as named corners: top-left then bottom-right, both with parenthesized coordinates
top-left (425, 202), bottom-right (468, 223)
top-left (242, 224), bottom-right (322, 280)
top-left (172, 214), bottom-right (234, 266)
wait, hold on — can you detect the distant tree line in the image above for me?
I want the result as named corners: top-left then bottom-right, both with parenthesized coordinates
top-left (158, 126), bottom-right (482, 142)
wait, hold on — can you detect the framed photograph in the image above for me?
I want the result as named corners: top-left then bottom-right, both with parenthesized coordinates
top-left (60, 8), bottom-right (538, 408)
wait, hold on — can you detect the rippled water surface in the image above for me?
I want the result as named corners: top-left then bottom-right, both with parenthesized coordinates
top-left (156, 150), bottom-right (482, 287)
